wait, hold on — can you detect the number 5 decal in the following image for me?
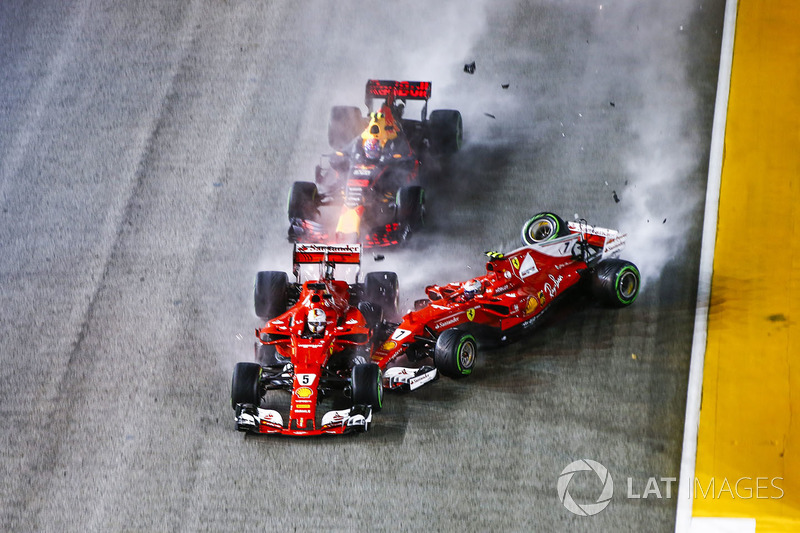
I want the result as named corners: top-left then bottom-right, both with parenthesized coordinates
top-left (296, 374), bottom-right (315, 386)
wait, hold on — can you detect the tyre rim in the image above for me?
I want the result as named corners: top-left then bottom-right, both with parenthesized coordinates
top-left (618, 269), bottom-right (639, 300)
top-left (458, 340), bottom-right (476, 372)
top-left (529, 219), bottom-right (555, 242)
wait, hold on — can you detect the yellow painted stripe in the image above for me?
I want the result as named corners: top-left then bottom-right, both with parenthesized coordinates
top-left (694, 0), bottom-right (800, 530)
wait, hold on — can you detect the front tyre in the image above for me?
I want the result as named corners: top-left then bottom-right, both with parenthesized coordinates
top-left (254, 271), bottom-right (288, 320)
top-left (520, 212), bottom-right (571, 245)
top-left (592, 259), bottom-right (640, 307)
top-left (351, 363), bottom-right (383, 411)
top-left (434, 328), bottom-right (477, 379)
top-left (231, 362), bottom-right (262, 408)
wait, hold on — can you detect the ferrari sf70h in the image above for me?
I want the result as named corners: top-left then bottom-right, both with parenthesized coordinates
top-left (371, 212), bottom-right (641, 378)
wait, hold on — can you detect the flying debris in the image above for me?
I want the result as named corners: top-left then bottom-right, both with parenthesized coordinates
top-left (610, 101), bottom-right (616, 107)
top-left (613, 191), bottom-right (620, 203)
top-left (501, 83), bottom-right (510, 89)
top-left (484, 113), bottom-right (496, 119)
top-left (464, 61), bottom-right (476, 74)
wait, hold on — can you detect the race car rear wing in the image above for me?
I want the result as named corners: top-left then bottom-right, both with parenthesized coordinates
top-left (293, 243), bottom-right (362, 265)
top-left (567, 221), bottom-right (627, 258)
top-left (365, 80), bottom-right (432, 102)
top-left (365, 80), bottom-right (432, 118)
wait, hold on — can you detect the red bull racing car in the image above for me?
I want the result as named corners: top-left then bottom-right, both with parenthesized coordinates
top-left (371, 212), bottom-right (641, 380)
top-left (287, 79), bottom-right (463, 248)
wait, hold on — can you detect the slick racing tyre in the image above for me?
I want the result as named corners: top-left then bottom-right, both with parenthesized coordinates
top-left (521, 212), bottom-right (571, 245)
top-left (328, 106), bottom-right (364, 150)
top-left (396, 185), bottom-right (425, 232)
top-left (357, 301), bottom-right (384, 332)
top-left (231, 362), bottom-right (262, 408)
top-left (428, 109), bottom-right (463, 154)
top-left (434, 328), bottom-right (477, 379)
top-left (351, 363), bottom-right (383, 411)
top-left (287, 181), bottom-right (319, 220)
top-left (364, 271), bottom-right (399, 321)
top-left (254, 271), bottom-right (288, 320)
top-left (591, 259), bottom-right (640, 307)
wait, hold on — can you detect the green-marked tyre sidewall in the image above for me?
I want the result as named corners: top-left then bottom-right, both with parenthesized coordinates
top-left (615, 265), bottom-right (640, 305)
top-left (456, 334), bottom-right (476, 375)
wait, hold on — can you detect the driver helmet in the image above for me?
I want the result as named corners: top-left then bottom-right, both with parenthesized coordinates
top-left (307, 308), bottom-right (327, 335)
top-left (463, 279), bottom-right (483, 300)
top-left (363, 137), bottom-right (381, 161)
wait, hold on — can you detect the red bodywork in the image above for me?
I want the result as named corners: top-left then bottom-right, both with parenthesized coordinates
top-left (252, 245), bottom-right (372, 436)
top-left (372, 223), bottom-right (625, 369)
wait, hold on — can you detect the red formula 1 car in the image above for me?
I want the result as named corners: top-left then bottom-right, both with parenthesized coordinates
top-left (371, 212), bottom-right (641, 381)
top-left (231, 243), bottom-right (400, 436)
top-left (287, 79), bottom-right (463, 247)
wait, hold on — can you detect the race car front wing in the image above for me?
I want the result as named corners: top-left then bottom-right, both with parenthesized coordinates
top-left (234, 405), bottom-right (372, 436)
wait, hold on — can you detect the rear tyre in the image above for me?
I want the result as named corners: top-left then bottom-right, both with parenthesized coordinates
top-left (351, 363), bottom-right (383, 411)
top-left (429, 109), bottom-right (463, 154)
top-left (434, 328), bottom-right (477, 379)
top-left (287, 181), bottom-right (319, 220)
top-left (592, 259), bottom-right (640, 307)
top-left (254, 271), bottom-right (288, 320)
top-left (396, 185), bottom-right (425, 232)
top-left (231, 362), bottom-right (262, 408)
top-left (364, 271), bottom-right (399, 320)
top-left (328, 106), bottom-right (364, 150)
top-left (520, 212), bottom-right (571, 245)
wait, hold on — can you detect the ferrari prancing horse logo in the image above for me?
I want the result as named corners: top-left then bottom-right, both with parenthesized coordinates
top-left (466, 308), bottom-right (476, 321)
top-left (511, 257), bottom-right (520, 270)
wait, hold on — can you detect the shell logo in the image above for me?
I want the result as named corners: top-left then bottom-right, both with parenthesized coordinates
top-left (295, 387), bottom-right (314, 399)
top-left (382, 340), bottom-right (397, 350)
top-left (525, 297), bottom-right (537, 315)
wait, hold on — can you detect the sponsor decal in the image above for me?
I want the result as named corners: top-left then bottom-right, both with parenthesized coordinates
top-left (543, 274), bottom-right (564, 298)
top-left (510, 257), bottom-right (520, 270)
top-left (466, 308), bottom-right (476, 321)
top-left (525, 297), bottom-right (537, 315)
top-left (434, 315), bottom-right (462, 329)
top-left (382, 340), bottom-right (397, 350)
top-left (295, 243), bottom-right (361, 254)
top-left (346, 318), bottom-right (358, 325)
top-left (538, 291), bottom-right (547, 307)
top-left (495, 283), bottom-right (514, 294)
top-left (519, 253), bottom-right (538, 278)
top-left (295, 387), bottom-right (314, 398)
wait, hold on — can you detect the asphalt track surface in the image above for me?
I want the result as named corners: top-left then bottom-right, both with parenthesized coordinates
top-left (0, 1), bottom-right (725, 531)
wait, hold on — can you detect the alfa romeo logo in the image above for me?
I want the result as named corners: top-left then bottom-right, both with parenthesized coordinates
top-left (557, 459), bottom-right (614, 516)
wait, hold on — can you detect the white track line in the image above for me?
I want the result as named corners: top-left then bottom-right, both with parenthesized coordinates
top-left (674, 0), bottom-right (740, 531)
